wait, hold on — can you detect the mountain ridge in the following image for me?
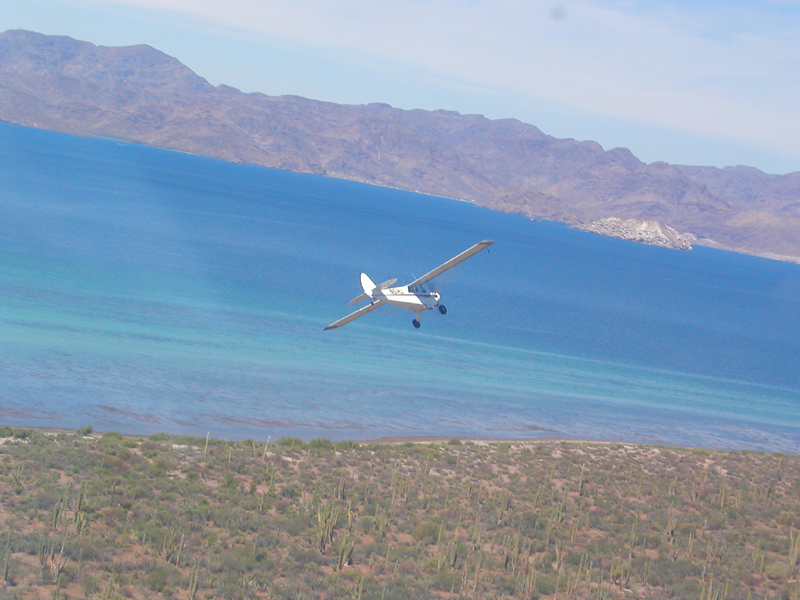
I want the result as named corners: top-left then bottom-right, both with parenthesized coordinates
top-left (2, 29), bottom-right (799, 261)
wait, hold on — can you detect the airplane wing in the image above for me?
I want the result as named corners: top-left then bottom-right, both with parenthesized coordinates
top-left (406, 240), bottom-right (493, 289)
top-left (324, 299), bottom-right (387, 330)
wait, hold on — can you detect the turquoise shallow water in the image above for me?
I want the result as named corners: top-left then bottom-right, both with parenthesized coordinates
top-left (1, 123), bottom-right (799, 450)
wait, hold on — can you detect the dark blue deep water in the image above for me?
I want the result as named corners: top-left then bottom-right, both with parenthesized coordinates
top-left (1, 123), bottom-right (799, 451)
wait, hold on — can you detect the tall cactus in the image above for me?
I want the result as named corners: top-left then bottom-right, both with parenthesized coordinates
top-left (316, 501), bottom-right (339, 554)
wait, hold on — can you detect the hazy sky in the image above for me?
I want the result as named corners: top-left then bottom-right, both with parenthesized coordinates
top-left (3, 0), bottom-right (800, 173)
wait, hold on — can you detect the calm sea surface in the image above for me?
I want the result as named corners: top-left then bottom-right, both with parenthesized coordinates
top-left (1, 123), bottom-right (799, 451)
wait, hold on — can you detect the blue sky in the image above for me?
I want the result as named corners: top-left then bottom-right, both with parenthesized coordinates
top-left (3, 0), bottom-right (800, 174)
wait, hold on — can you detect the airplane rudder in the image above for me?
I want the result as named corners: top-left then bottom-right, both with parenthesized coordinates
top-left (360, 273), bottom-right (377, 295)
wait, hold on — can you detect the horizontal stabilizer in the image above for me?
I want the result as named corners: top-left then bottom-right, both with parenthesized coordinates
top-left (376, 278), bottom-right (397, 290)
top-left (348, 293), bottom-right (370, 306)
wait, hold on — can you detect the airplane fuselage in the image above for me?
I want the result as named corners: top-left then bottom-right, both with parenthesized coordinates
top-left (376, 287), bottom-right (440, 312)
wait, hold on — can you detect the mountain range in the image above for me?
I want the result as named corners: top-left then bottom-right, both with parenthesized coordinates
top-left (1, 29), bottom-right (799, 261)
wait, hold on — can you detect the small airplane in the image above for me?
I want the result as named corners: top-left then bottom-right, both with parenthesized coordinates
top-left (324, 240), bottom-right (493, 330)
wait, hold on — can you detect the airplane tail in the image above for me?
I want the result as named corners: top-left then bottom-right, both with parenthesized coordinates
top-left (360, 273), bottom-right (377, 296)
top-left (349, 274), bottom-right (397, 305)
top-left (348, 273), bottom-right (377, 305)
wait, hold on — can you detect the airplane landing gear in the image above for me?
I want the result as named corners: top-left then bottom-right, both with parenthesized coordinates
top-left (438, 305), bottom-right (447, 315)
top-left (412, 319), bottom-right (421, 329)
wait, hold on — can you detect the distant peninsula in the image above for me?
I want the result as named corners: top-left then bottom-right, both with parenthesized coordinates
top-left (1, 29), bottom-right (799, 262)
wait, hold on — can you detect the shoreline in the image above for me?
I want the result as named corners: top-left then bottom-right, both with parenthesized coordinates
top-left (9, 424), bottom-right (779, 455)
top-left (11, 425), bottom-right (602, 446)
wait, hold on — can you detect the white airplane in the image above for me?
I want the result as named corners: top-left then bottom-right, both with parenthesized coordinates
top-left (324, 240), bottom-right (493, 330)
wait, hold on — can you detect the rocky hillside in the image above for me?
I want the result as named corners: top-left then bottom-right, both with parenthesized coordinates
top-left (2, 29), bottom-right (799, 261)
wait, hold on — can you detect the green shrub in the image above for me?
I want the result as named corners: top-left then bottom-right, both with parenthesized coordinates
top-left (335, 440), bottom-right (360, 451)
top-left (145, 565), bottom-right (179, 592)
top-left (308, 438), bottom-right (335, 451)
top-left (221, 472), bottom-right (237, 490)
top-left (411, 521), bottom-right (439, 545)
top-left (275, 436), bottom-right (303, 449)
top-left (765, 560), bottom-right (790, 580)
top-left (430, 570), bottom-right (461, 591)
top-left (217, 546), bottom-right (260, 574)
top-left (148, 455), bottom-right (172, 476)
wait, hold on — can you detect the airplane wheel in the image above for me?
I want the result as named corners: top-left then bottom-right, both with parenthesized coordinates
top-left (438, 305), bottom-right (447, 315)
top-left (412, 319), bottom-right (421, 329)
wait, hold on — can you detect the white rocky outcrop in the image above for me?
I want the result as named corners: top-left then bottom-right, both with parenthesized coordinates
top-left (574, 218), bottom-right (693, 251)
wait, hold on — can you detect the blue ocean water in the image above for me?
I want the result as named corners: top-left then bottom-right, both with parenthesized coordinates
top-left (1, 122), bottom-right (799, 451)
